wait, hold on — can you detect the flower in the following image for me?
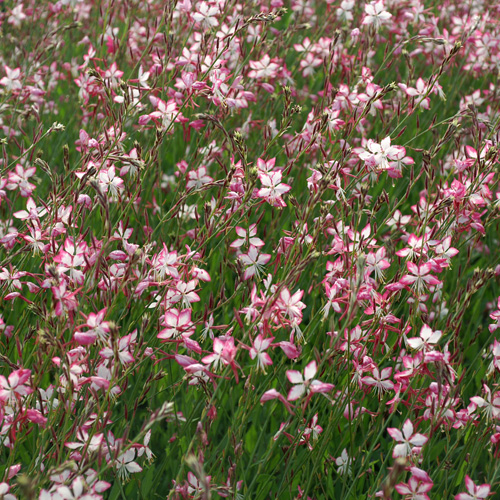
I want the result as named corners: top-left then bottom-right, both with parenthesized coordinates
top-left (362, 1), bottom-right (392, 31)
top-left (470, 385), bottom-right (500, 420)
top-left (0, 482), bottom-right (17, 500)
top-left (192, 2), bottom-right (219, 29)
top-left (239, 246), bottom-right (271, 280)
top-left (335, 449), bottom-right (354, 476)
top-left (98, 166), bottom-right (124, 199)
top-left (248, 55), bottom-right (280, 79)
top-left (387, 419), bottom-right (428, 458)
top-left (396, 474), bottom-right (433, 500)
top-left (115, 449), bottom-right (143, 480)
top-left (361, 366), bottom-right (394, 395)
top-left (286, 360), bottom-right (334, 401)
top-left (256, 171), bottom-right (291, 208)
top-left (0, 368), bottom-right (33, 403)
top-left (455, 475), bottom-right (492, 500)
top-left (249, 335), bottom-right (273, 373)
top-left (399, 262), bottom-right (441, 294)
top-left (230, 224), bottom-right (265, 249)
top-left (358, 137), bottom-right (405, 173)
top-left (158, 309), bottom-right (194, 340)
top-left (407, 324), bottom-right (442, 351)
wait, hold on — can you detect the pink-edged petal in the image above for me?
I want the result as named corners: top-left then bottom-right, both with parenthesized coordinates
top-left (464, 475), bottom-right (475, 493)
top-left (476, 485), bottom-right (491, 497)
top-left (361, 376), bottom-right (376, 386)
top-left (409, 433), bottom-right (428, 446)
top-left (260, 353), bottom-right (273, 365)
top-left (410, 467), bottom-right (432, 483)
top-left (126, 462), bottom-right (143, 473)
top-left (387, 427), bottom-right (403, 442)
top-left (399, 275), bottom-right (417, 285)
top-left (286, 370), bottom-right (303, 384)
top-left (422, 275), bottom-right (441, 285)
top-left (230, 239), bottom-right (245, 248)
top-left (419, 262), bottom-right (432, 274)
top-left (304, 360), bottom-right (317, 381)
top-left (395, 484), bottom-right (411, 495)
top-left (407, 261), bottom-right (418, 273)
top-left (243, 268), bottom-right (256, 280)
top-left (407, 338), bottom-right (423, 349)
top-left (381, 380), bottom-right (394, 390)
top-left (260, 389), bottom-right (294, 414)
top-left (393, 443), bottom-right (409, 457)
top-left (178, 309), bottom-right (192, 324)
top-left (402, 419), bottom-right (414, 439)
top-left (260, 389), bottom-right (281, 402)
top-left (310, 380), bottom-right (334, 393)
top-left (287, 384), bottom-right (306, 401)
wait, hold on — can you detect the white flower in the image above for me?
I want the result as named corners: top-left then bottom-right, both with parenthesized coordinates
top-left (387, 419), bottom-right (428, 458)
top-left (192, 2), bottom-right (219, 29)
top-left (335, 449), bottom-right (354, 476)
top-left (362, 1), bottom-right (392, 31)
top-left (115, 449), bottom-right (143, 480)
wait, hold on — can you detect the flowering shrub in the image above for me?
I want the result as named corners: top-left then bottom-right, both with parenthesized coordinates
top-left (1, 1), bottom-right (500, 498)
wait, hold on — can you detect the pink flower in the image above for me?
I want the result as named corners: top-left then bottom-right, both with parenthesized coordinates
top-left (0, 368), bottom-right (32, 403)
top-left (286, 360), bottom-right (334, 401)
top-left (202, 337), bottom-right (232, 371)
top-left (455, 475), bottom-right (492, 500)
top-left (399, 78), bottom-right (432, 110)
top-left (256, 171), bottom-right (291, 208)
top-left (158, 309), bottom-right (194, 340)
top-left (470, 384), bottom-right (500, 420)
top-left (407, 324), bottom-right (442, 351)
top-left (13, 197), bottom-right (47, 221)
top-left (239, 246), bottom-right (271, 280)
top-left (361, 367), bottom-right (394, 395)
top-left (488, 297), bottom-right (500, 333)
top-left (396, 473), bottom-right (433, 500)
top-left (98, 166), bottom-right (124, 198)
top-left (202, 336), bottom-right (240, 382)
top-left (99, 332), bottom-right (136, 365)
top-left (171, 280), bottom-right (200, 306)
top-left (335, 448), bottom-right (354, 476)
top-left (396, 233), bottom-right (429, 260)
top-left (230, 224), bottom-right (264, 249)
top-left (115, 449), bottom-right (143, 480)
top-left (192, 1), bottom-right (219, 29)
top-left (142, 97), bottom-right (179, 131)
top-left (65, 430), bottom-right (104, 453)
top-left (7, 164), bottom-right (36, 197)
top-left (248, 55), bottom-right (281, 79)
top-left (256, 157), bottom-right (277, 174)
top-left (365, 247), bottom-right (391, 280)
top-left (187, 166), bottom-right (213, 190)
top-left (260, 388), bottom-right (294, 413)
top-left (75, 308), bottom-right (111, 345)
top-left (278, 288), bottom-right (306, 321)
top-left (249, 334), bottom-right (274, 373)
top-left (0, 66), bottom-right (22, 92)
top-left (150, 245), bottom-right (179, 281)
top-left (358, 137), bottom-right (405, 173)
top-left (8, 4), bottom-right (27, 27)
top-left (387, 419), bottom-right (428, 458)
top-left (362, 1), bottom-right (392, 31)
top-left (399, 261), bottom-right (441, 294)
